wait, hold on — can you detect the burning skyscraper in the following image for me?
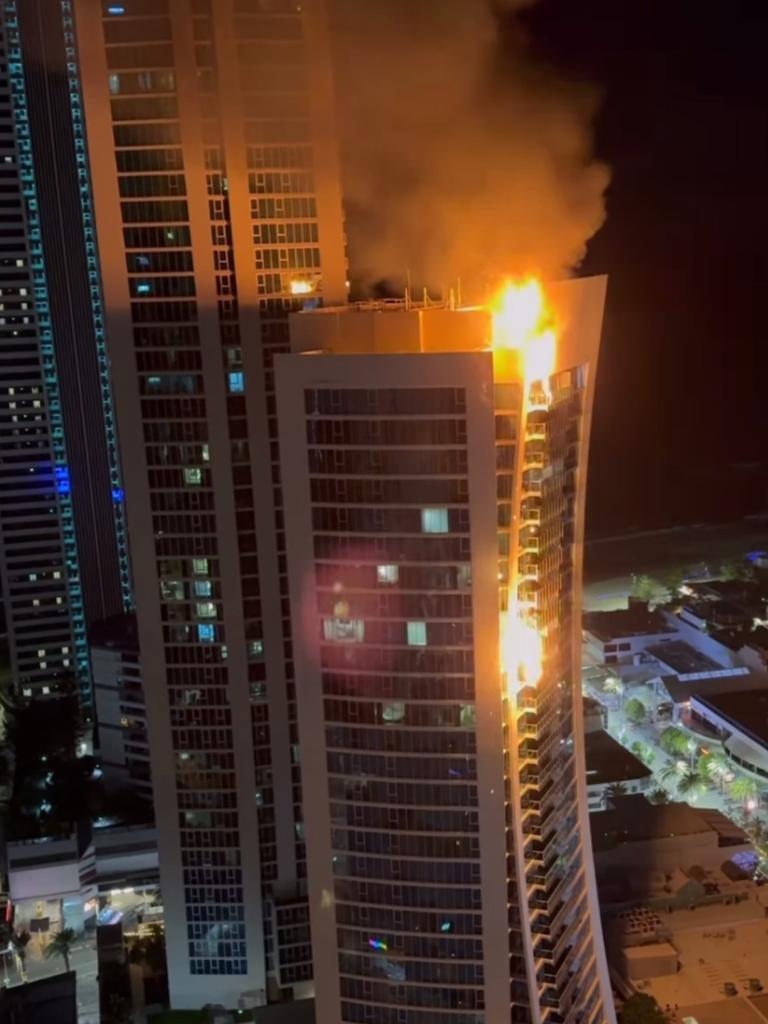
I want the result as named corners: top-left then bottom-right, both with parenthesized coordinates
top-left (276, 277), bottom-right (615, 1023)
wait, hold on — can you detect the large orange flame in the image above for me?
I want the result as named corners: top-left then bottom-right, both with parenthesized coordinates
top-left (500, 611), bottom-right (543, 689)
top-left (491, 278), bottom-right (557, 388)
top-left (491, 278), bottom-right (556, 695)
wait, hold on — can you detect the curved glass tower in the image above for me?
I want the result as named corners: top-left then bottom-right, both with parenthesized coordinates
top-left (277, 278), bottom-right (615, 1024)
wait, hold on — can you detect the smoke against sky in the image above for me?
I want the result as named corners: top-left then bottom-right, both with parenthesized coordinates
top-left (330, 0), bottom-right (610, 297)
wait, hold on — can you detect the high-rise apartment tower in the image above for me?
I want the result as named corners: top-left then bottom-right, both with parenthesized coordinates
top-left (75, 0), bottom-right (346, 1008)
top-left (0, 0), bottom-right (132, 706)
top-left (276, 279), bottom-right (615, 1024)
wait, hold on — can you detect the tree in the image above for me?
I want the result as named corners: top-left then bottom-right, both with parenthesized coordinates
top-left (620, 992), bottom-right (669, 1023)
top-left (677, 768), bottom-right (707, 802)
top-left (649, 787), bottom-right (670, 805)
top-left (700, 751), bottom-right (731, 792)
top-left (631, 740), bottom-right (655, 767)
top-left (602, 677), bottom-right (625, 707)
top-left (11, 930), bottom-right (30, 983)
top-left (624, 698), bottom-right (646, 725)
top-left (684, 735), bottom-right (699, 768)
top-left (659, 759), bottom-right (684, 786)
top-left (44, 927), bottom-right (76, 973)
top-left (631, 575), bottom-right (659, 604)
top-left (730, 775), bottom-right (759, 813)
top-left (659, 727), bottom-right (687, 757)
top-left (605, 782), bottom-right (628, 806)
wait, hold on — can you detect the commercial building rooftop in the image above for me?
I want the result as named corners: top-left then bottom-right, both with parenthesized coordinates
top-left (695, 689), bottom-right (768, 747)
top-left (583, 606), bottom-right (673, 642)
top-left (584, 730), bottom-right (652, 787)
top-left (590, 794), bottom-right (746, 853)
top-left (645, 639), bottom-right (723, 676)
top-left (660, 670), bottom-right (765, 706)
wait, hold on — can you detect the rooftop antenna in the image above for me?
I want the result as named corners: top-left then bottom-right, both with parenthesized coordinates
top-left (449, 287), bottom-right (456, 310)
top-left (457, 277), bottom-right (462, 307)
top-left (405, 269), bottom-right (412, 311)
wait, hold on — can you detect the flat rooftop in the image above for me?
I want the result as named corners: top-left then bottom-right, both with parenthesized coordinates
top-left (590, 794), bottom-right (746, 853)
top-left (661, 670), bottom-right (764, 705)
top-left (646, 640), bottom-right (723, 676)
top-left (584, 730), bottom-right (652, 786)
top-left (695, 689), bottom-right (768, 747)
top-left (583, 606), bottom-right (674, 642)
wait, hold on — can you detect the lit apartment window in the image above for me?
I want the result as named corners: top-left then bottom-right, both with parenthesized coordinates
top-left (227, 372), bottom-right (245, 394)
top-left (407, 621), bottom-right (427, 646)
top-left (197, 624), bottom-right (215, 643)
top-left (382, 701), bottom-right (406, 723)
top-left (323, 617), bottom-right (365, 643)
top-left (376, 564), bottom-right (399, 585)
top-left (184, 467), bottom-right (202, 486)
top-left (421, 508), bottom-right (449, 533)
top-left (196, 601), bottom-right (216, 619)
top-left (194, 580), bottom-right (212, 597)
top-left (192, 558), bottom-right (209, 575)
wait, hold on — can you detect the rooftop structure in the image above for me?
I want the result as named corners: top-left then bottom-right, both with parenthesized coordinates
top-left (645, 640), bottom-right (726, 678)
top-left (584, 730), bottom-right (653, 789)
top-left (691, 688), bottom-right (768, 780)
top-left (583, 606), bottom-right (673, 643)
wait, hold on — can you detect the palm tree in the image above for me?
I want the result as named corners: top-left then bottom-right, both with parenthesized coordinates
top-left (624, 698), bottom-right (646, 726)
top-left (700, 751), bottom-right (731, 792)
top-left (649, 787), bottom-right (670, 805)
top-left (730, 775), bottom-right (759, 814)
top-left (677, 768), bottom-right (706, 802)
top-left (684, 736), bottom-right (699, 769)
top-left (44, 927), bottom-right (76, 973)
top-left (605, 782), bottom-right (628, 807)
top-left (11, 930), bottom-right (30, 983)
top-left (659, 759), bottom-right (683, 786)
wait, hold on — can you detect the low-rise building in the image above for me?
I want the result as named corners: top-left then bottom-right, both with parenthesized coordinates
top-left (584, 730), bottom-right (653, 810)
top-left (690, 689), bottom-right (768, 783)
top-left (583, 601), bottom-right (678, 665)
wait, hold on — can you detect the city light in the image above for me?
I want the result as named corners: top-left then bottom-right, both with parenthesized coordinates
top-left (290, 279), bottom-right (315, 295)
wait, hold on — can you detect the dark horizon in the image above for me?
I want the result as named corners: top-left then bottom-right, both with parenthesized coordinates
top-left (518, 0), bottom-right (768, 539)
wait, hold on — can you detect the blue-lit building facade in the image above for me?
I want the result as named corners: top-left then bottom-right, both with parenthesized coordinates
top-left (0, 0), bottom-right (131, 705)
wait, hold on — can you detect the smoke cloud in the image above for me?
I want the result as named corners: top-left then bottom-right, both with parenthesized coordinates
top-left (329, 0), bottom-right (610, 298)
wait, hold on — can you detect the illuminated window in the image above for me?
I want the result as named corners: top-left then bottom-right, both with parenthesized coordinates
top-left (323, 617), bottom-right (365, 643)
top-left (407, 621), bottom-right (427, 646)
top-left (192, 558), bottom-right (209, 575)
top-left (227, 371), bottom-right (245, 394)
top-left (160, 579), bottom-right (184, 600)
top-left (460, 704), bottom-right (476, 727)
top-left (421, 508), bottom-right (449, 534)
top-left (457, 564), bottom-right (472, 588)
top-left (194, 580), bottom-right (212, 597)
top-left (197, 624), bottom-right (215, 643)
top-left (382, 701), bottom-right (405, 723)
top-left (248, 640), bottom-right (264, 662)
top-left (184, 467), bottom-right (202, 486)
top-left (376, 564), bottom-right (399, 585)
top-left (196, 601), bottom-right (216, 618)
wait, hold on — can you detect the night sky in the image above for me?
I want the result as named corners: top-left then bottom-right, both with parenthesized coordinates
top-left (520, 1), bottom-right (768, 537)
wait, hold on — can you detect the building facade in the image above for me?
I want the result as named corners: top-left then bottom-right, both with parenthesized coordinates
top-left (0, 3), bottom-right (95, 704)
top-left (75, 0), bottom-right (346, 1007)
top-left (277, 281), bottom-right (615, 1024)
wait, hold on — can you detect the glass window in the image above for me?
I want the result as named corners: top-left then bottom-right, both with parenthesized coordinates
top-left (421, 508), bottom-right (449, 534)
top-left (197, 624), bottom-right (215, 643)
top-left (161, 579), bottom-right (184, 600)
top-left (192, 558), bottom-right (209, 575)
top-left (382, 701), bottom-right (406, 723)
top-left (184, 467), bottom-right (202, 486)
top-left (196, 601), bottom-right (216, 618)
top-left (376, 564), bottom-right (399, 585)
top-left (457, 564), bottom-right (472, 589)
top-left (194, 580), bottom-right (212, 597)
top-left (228, 371), bottom-right (245, 393)
top-left (407, 621), bottom-right (427, 647)
top-left (323, 618), bottom-right (365, 643)
top-left (248, 640), bottom-right (264, 662)
top-left (460, 704), bottom-right (476, 727)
